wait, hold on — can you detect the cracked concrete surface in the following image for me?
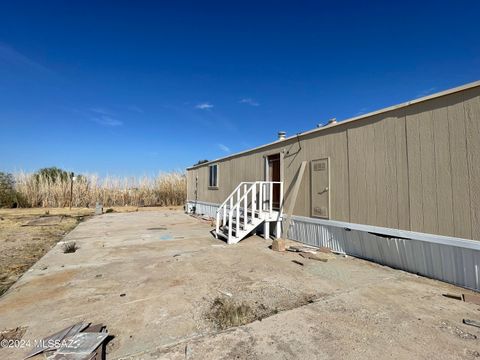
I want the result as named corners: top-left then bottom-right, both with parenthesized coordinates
top-left (0, 209), bottom-right (479, 359)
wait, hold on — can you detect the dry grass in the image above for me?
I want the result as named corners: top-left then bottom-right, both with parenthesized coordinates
top-left (0, 206), bottom-right (179, 297)
top-left (206, 291), bottom-right (320, 330)
top-left (0, 210), bottom-right (83, 296)
top-left (13, 171), bottom-right (186, 208)
top-left (207, 297), bottom-right (254, 329)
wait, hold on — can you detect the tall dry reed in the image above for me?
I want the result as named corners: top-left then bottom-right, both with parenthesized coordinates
top-left (13, 171), bottom-right (186, 208)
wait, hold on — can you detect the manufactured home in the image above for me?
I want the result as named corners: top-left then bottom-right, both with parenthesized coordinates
top-left (186, 80), bottom-right (480, 291)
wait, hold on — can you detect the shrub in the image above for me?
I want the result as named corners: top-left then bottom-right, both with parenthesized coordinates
top-left (207, 297), bottom-right (253, 329)
top-left (0, 172), bottom-right (19, 208)
top-left (62, 242), bottom-right (78, 253)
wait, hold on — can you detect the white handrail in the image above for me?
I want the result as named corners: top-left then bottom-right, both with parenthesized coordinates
top-left (216, 181), bottom-right (254, 237)
top-left (215, 181), bottom-right (284, 243)
top-left (217, 182), bottom-right (254, 210)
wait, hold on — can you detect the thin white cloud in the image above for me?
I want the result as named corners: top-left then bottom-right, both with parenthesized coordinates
top-left (67, 107), bottom-right (123, 127)
top-left (239, 98), bottom-right (259, 106)
top-left (89, 108), bottom-right (122, 126)
top-left (92, 115), bottom-right (123, 127)
top-left (0, 42), bottom-right (52, 74)
top-left (218, 143), bottom-right (230, 153)
top-left (126, 105), bottom-right (144, 113)
top-left (90, 107), bottom-right (115, 116)
top-left (195, 102), bottom-right (214, 110)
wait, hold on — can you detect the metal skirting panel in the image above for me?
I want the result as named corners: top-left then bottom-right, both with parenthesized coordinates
top-left (288, 215), bottom-right (480, 291)
top-left (186, 201), bottom-right (219, 218)
top-left (185, 201), bottom-right (480, 291)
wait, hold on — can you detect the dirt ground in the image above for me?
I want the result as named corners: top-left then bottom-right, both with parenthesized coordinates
top-left (0, 206), bottom-right (181, 297)
top-left (0, 209), bottom-right (479, 359)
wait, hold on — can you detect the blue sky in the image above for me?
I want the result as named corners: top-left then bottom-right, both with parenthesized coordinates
top-left (1, 1), bottom-right (479, 176)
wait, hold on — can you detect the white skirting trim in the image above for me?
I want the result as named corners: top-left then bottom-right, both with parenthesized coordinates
top-left (186, 201), bottom-right (480, 291)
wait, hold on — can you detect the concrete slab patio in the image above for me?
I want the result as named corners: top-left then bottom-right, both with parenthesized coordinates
top-left (0, 209), bottom-right (479, 359)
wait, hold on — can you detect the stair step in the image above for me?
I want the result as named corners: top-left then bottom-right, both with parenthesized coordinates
top-left (220, 226), bottom-right (241, 236)
top-left (215, 231), bottom-right (228, 240)
top-left (215, 181), bottom-right (283, 244)
top-left (220, 219), bottom-right (263, 237)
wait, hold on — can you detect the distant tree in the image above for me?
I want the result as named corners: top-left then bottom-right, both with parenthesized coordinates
top-left (34, 167), bottom-right (70, 183)
top-left (0, 172), bottom-right (18, 208)
top-left (75, 174), bottom-right (87, 182)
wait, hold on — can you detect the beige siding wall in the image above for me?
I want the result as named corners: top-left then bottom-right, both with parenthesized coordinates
top-left (347, 110), bottom-right (410, 229)
top-left (187, 86), bottom-right (480, 240)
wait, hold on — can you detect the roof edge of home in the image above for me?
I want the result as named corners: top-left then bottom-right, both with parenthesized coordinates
top-left (187, 79), bottom-right (480, 170)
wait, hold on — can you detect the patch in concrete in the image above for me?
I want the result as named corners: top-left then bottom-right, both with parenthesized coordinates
top-left (205, 291), bottom-right (321, 330)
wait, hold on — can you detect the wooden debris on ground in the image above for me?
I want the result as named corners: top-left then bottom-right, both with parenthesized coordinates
top-left (24, 321), bottom-right (89, 359)
top-left (292, 260), bottom-right (304, 266)
top-left (284, 244), bottom-right (337, 263)
top-left (23, 321), bottom-right (110, 360)
top-left (50, 332), bottom-right (108, 360)
top-left (463, 319), bottom-right (480, 329)
top-left (299, 252), bottom-right (329, 262)
top-left (442, 293), bottom-right (463, 301)
top-left (83, 323), bottom-right (105, 333)
top-left (286, 245), bottom-right (317, 253)
top-left (462, 293), bottom-right (480, 306)
top-left (442, 292), bottom-right (480, 305)
top-left (272, 239), bottom-right (286, 252)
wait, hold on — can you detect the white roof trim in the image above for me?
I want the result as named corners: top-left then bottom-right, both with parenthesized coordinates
top-left (187, 79), bottom-right (480, 170)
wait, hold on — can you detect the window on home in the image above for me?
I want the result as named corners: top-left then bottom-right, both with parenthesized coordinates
top-left (208, 164), bottom-right (218, 188)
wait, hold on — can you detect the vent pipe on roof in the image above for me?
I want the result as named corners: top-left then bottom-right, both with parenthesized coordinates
top-left (317, 118), bottom-right (337, 128)
top-left (317, 118), bottom-right (337, 127)
top-left (277, 131), bottom-right (286, 140)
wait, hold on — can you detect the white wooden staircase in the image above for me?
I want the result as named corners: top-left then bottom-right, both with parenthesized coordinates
top-left (215, 181), bottom-right (283, 244)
